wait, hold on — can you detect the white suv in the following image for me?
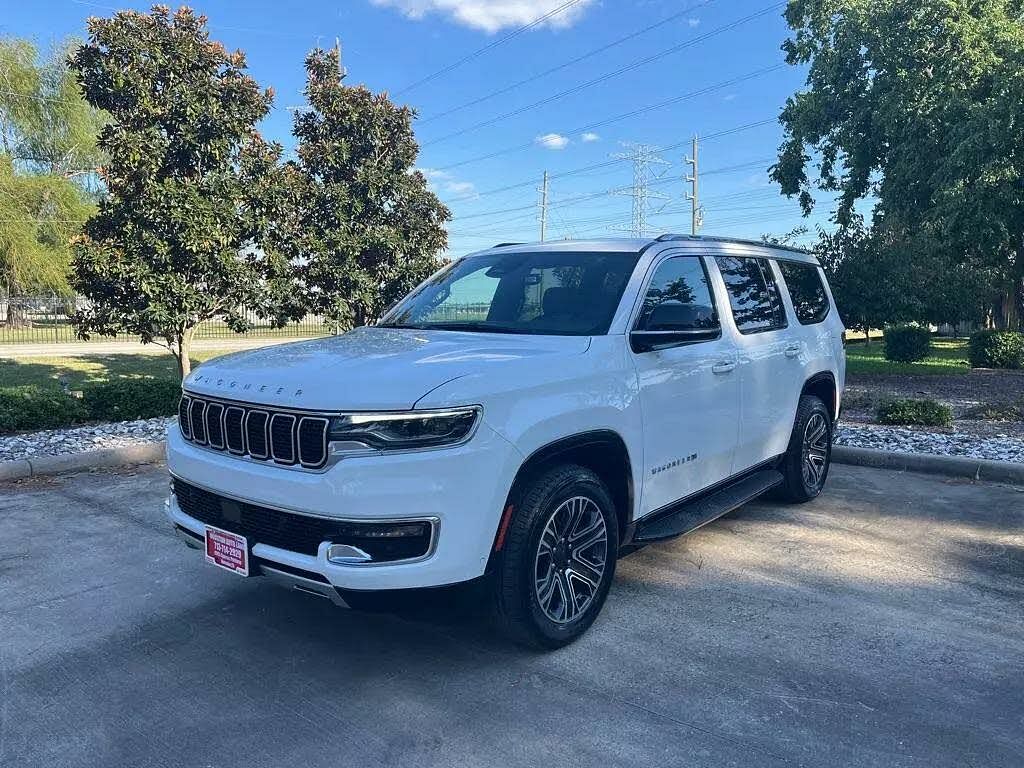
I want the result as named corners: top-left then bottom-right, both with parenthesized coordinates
top-left (166, 235), bottom-right (845, 647)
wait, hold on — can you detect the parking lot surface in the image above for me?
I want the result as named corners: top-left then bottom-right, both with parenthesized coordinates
top-left (1, 464), bottom-right (1021, 767)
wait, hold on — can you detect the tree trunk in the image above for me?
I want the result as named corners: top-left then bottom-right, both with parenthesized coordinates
top-left (864, 326), bottom-right (871, 345)
top-left (170, 326), bottom-right (196, 381)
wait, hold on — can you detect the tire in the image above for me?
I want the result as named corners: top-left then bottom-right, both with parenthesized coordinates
top-left (492, 464), bottom-right (619, 649)
top-left (777, 394), bottom-right (833, 503)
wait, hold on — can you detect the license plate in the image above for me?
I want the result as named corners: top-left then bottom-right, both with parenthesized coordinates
top-left (204, 525), bottom-right (249, 576)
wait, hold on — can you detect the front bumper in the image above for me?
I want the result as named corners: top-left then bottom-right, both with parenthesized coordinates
top-left (165, 420), bottom-right (522, 591)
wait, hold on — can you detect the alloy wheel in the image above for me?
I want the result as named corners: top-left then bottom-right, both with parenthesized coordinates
top-left (801, 412), bottom-right (830, 491)
top-left (534, 496), bottom-right (608, 624)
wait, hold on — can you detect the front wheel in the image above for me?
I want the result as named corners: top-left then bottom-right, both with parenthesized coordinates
top-left (777, 394), bottom-right (833, 503)
top-left (492, 464), bottom-right (618, 649)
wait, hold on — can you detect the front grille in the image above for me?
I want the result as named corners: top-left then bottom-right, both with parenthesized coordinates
top-left (172, 479), bottom-right (433, 562)
top-left (178, 394), bottom-right (328, 469)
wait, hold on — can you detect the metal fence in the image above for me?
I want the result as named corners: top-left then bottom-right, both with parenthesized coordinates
top-left (0, 295), bottom-right (333, 345)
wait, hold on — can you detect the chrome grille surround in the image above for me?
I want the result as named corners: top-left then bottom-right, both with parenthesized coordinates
top-left (178, 393), bottom-right (329, 470)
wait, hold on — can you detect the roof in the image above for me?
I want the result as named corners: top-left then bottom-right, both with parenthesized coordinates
top-left (470, 234), bottom-right (819, 264)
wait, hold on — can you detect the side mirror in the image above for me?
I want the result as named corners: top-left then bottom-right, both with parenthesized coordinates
top-left (630, 328), bottom-right (720, 353)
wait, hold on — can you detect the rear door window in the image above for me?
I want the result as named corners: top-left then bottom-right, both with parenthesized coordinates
top-left (777, 260), bottom-right (830, 325)
top-left (715, 256), bottom-right (787, 334)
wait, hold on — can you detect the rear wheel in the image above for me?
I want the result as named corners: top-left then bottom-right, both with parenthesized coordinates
top-left (777, 394), bottom-right (833, 503)
top-left (492, 464), bottom-right (618, 649)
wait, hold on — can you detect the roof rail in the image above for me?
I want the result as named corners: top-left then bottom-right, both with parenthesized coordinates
top-left (655, 233), bottom-right (813, 255)
top-left (492, 242), bottom-right (525, 248)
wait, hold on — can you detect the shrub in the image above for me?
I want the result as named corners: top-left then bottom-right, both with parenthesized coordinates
top-left (876, 398), bottom-right (953, 427)
top-left (883, 325), bottom-right (932, 363)
top-left (0, 386), bottom-right (88, 435)
top-left (967, 330), bottom-right (1024, 369)
top-left (82, 379), bottom-right (182, 422)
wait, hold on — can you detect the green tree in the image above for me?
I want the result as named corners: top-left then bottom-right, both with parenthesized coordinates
top-left (771, 0), bottom-right (1024, 328)
top-left (280, 47), bottom-right (450, 329)
top-left (69, 6), bottom-right (290, 379)
top-left (0, 38), bottom-right (103, 323)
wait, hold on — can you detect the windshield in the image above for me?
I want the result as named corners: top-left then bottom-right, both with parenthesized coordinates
top-left (380, 250), bottom-right (642, 336)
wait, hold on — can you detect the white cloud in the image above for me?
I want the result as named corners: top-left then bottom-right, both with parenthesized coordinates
top-left (581, 131), bottom-right (600, 143)
top-left (722, 93), bottom-right (737, 102)
top-left (536, 132), bottom-right (570, 150)
top-left (417, 167), bottom-right (476, 197)
top-left (687, 17), bottom-right (701, 27)
top-left (371, 0), bottom-right (597, 33)
top-left (445, 179), bottom-right (477, 196)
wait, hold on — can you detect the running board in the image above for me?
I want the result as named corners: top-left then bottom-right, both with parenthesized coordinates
top-left (633, 469), bottom-right (784, 543)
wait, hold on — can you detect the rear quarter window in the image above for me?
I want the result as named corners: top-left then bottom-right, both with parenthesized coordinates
top-left (777, 260), bottom-right (830, 325)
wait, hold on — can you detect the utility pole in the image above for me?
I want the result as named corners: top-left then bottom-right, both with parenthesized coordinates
top-left (335, 37), bottom-right (347, 80)
top-left (686, 135), bottom-right (702, 235)
top-left (538, 171), bottom-right (549, 242)
top-left (611, 143), bottom-right (671, 237)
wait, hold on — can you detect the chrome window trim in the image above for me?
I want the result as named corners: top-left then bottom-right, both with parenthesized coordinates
top-left (169, 473), bottom-right (440, 567)
top-left (269, 413), bottom-right (297, 465)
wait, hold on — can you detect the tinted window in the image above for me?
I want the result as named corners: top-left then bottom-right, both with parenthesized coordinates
top-left (382, 250), bottom-right (641, 336)
top-left (778, 260), bottom-right (830, 325)
top-left (636, 257), bottom-right (719, 333)
top-left (715, 256), bottom-right (787, 334)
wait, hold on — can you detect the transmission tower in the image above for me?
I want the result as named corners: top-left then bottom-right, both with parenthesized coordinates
top-left (610, 143), bottom-right (672, 237)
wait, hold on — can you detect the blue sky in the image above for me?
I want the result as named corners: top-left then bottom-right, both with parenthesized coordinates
top-left (4, 0), bottom-right (835, 255)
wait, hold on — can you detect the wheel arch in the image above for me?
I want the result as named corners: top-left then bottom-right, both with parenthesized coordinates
top-left (494, 430), bottom-right (635, 554)
top-left (801, 370), bottom-right (838, 422)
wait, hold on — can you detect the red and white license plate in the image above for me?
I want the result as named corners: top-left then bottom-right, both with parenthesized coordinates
top-left (204, 525), bottom-right (249, 576)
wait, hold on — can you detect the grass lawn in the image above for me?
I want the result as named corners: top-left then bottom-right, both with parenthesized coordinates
top-left (0, 349), bottom-right (227, 390)
top-left (846, 337), bottom-right (970, 376)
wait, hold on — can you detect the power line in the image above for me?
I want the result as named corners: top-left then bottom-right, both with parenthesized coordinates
top-left (420, 4), bottom-right (784, 148)
top-left (394, 0), bottom-right (588, 96)
top-left (418, 0), bottom-right (716, 124)
top-left (433, 64), bottom-right (783, 172)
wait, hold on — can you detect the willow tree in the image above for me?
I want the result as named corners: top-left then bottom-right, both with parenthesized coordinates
top-left (69, 6), bottom-right (289, 378)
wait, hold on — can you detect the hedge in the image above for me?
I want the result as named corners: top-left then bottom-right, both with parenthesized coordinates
top-left (0, 379), bottom-right (181, 436)
top-left (82, 379), bottom-right (182, 422)
top-left (0, 386), bottom-right (89, 434)
top-left (883, 325), bottom-right (932, 363)
top-left (968, 330), bottom-right (1024, 370)
top-left (876, 398), bottom-right (953, 427)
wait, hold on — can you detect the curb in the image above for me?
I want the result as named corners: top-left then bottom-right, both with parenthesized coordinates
top-left (2, 440), bottom-right (1022, 486)
top-left (0, 442), bottom-right (165, 483)
top-left (832, 445), bottom-right (1024, 485)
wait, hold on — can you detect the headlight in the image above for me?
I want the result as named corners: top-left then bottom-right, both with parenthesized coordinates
top-left (327, 407), bottom-right (480, 452)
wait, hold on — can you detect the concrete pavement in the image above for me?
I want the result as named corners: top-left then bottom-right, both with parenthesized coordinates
top-left (0, 464), bottom-right (1021, 767)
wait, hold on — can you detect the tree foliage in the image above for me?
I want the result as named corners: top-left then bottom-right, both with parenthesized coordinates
top-left (69, 6), bottom-right (289, 378)
top-left (772, 0), bottom-right (1024, 328)
top-left (0, 38), bottom-right (102, 314)
top-left (278, 47), bottom-right (450, 329)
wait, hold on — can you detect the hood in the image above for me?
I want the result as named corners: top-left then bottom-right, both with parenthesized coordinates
top-left (183, 326), bottom-right (591, 411)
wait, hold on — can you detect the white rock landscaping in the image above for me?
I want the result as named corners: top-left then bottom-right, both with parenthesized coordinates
top-left (0, 417), bottom-right (173, 464)
top-left (2, 417), bottom-right (1023, 467)
top-left (834, 423), bottom-right (1024, 464)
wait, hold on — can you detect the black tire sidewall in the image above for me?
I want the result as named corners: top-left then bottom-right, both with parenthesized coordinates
top-left (504, 467), bottom-right (618, 648)
top-left (790, 396), bottom-right (833, 500)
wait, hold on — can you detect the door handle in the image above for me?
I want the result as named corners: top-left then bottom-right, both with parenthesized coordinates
top-left (712, 360), bottom-right (736, 375)
top-left (784, 344), bottom-right (801, 358)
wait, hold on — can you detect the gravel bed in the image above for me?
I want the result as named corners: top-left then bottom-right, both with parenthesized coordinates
top-left (0, 417), bottom-right (173, 463)
top-left (3, 416), bottom-right (1022, 467)
top-left (834, 422), bottom-right (1024, 464)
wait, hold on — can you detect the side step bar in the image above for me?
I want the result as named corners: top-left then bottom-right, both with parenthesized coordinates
top-left (633, 469), bottom-right (783, 543)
